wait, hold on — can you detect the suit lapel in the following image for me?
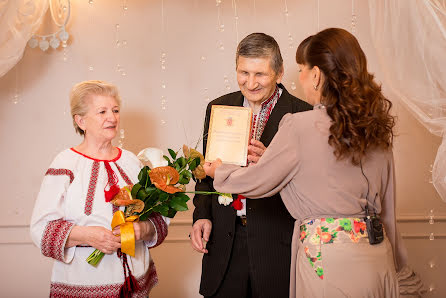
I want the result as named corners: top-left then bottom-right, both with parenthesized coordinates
top-left (226, 92), bottom-right (244, 107)
top-left (260, 84), bottom-right (292, 147)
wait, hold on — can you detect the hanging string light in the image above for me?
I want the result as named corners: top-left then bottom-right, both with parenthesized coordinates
top-left (216, 0), bottom-right (225, 51)
top-left (11, 65), bottom-right (20, 105)
top-left (351, 0), bottom-right (357, 33)
top-left (232, 0), bottom-right (239, 45)
top-left (115, 0), bottom-right (129, 77)
top-left (283, 0), bottom-right (293, 48)
top-left (160, 0), bottom-right (168, 125)
top-left (283, 0), bottom-right (297, 91)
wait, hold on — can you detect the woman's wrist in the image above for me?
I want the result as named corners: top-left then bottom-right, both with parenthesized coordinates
top-left (66, 225), bottom-right (88, 248)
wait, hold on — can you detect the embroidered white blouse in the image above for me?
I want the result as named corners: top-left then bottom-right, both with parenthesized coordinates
top-left (30, 148), bottom-right (169, 297)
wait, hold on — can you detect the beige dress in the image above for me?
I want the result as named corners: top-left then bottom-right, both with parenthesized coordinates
top-left (213, 107), bottom-right (411, 297)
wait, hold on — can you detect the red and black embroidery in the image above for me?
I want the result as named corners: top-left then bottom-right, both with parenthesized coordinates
top-left (148, 213), bottom-right (168, 248)
top-left (49, 260), bottom-right (158, 298)
top-left (114, 162), bottom-right (133, 185)
top-left (84, 161), bottom-right (100, 215)
top-left (45, 168), bottom-right (74, 184)
top-left (41, 219), bottom-right (74, 262)
top-left (251, 85), bottom-right (280, 140)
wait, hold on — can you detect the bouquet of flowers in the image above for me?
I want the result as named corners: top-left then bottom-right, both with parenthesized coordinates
top-left (86, 145), bottom-right (231, 266)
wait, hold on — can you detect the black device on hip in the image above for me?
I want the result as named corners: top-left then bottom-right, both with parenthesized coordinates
top-left (360, 161), bottom-right (384, 245)
top-left (365, 204), bottom-right (384, 245)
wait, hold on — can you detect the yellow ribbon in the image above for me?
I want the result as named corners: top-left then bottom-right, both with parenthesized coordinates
top-left (111, 211), bottom-right (139, 257)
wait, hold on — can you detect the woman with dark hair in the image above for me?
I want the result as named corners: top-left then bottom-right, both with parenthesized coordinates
top-left (204, 28), bottom-right (421, 297)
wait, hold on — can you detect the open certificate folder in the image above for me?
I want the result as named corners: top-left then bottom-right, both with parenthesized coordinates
top-left (205, 105), bottom-right (253, 166)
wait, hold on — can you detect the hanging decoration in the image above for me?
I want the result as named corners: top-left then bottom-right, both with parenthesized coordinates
top-left (115, 0), bottom-right (129, 77)
top-left (283, 0), bottom-right (297, 91)
top-left (216, 0), bottom-right (225, 51)
top-left (28, 0), bottom-right (71, 51)
top-left (351, 0), bottom-right (357, 34)
top-left (160, 0), bottom-right (168, 125)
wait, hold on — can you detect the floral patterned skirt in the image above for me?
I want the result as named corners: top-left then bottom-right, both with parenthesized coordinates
top-left (295, 217), bottom-right (398, 298)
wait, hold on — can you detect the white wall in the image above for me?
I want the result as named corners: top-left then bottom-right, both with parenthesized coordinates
top-left (0, 1), bottom-right (445, 297)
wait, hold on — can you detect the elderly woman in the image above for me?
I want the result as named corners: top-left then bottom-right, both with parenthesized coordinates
top-left (205, 28), bottom-right (423, 297)
top-left (30, 80), bottom-right (168, 297)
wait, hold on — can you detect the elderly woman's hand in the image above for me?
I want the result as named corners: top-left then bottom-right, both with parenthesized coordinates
top-left (132, 221), bottom-right (155, 241)
top-left (66, 226), bottom-right (121, 254)
top-left (87, 226), bottom-right (121, 254)
top-left (111, 221), bottom-right (156, 242)
top-left (203, 159), bottom-right (222, 179)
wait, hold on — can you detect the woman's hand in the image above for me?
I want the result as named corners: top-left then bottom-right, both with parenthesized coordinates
top-left (203, 159), bottom-right (222, 178)
top-left (133, 221), bottom-right (155, 241)
top-left (67, 225), bottom-right (121, 254)
top-left (111, 221), bottom-right (156, 242)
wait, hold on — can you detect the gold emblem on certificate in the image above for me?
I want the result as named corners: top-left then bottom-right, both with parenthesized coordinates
top-left (205, 105), bottom-right (253, 166)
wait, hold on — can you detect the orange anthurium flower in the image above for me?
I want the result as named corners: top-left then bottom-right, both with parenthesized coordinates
top-left (149, 166), bottom-right (182, 194)
top-left (111, 185), bottom-right (133, 205)
top-left (110, 185), bottom-right (145, 216)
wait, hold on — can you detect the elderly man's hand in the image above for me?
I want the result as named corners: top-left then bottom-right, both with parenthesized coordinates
top-left (190, 219), bottom-right (212, 254)
top-left (203, 159), bottom-right (222, 178)
top-left (247, 139), bottom-right (266, 165)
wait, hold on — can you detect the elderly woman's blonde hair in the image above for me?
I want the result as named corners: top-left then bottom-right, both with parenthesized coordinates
top-left (70, 80), bottom-right (122, 136)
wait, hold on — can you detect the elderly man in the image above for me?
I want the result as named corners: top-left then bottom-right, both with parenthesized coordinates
top-left (190, 33), bottom-right (312, 298)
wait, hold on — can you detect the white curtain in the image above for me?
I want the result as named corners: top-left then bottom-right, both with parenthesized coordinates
top-left (369, 0), bottom-right (446, 202)
top-left (0, 0), bottom-right (48, 77)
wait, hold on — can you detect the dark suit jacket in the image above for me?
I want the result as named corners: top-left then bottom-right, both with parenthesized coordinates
top-left (193, 84), bottom-right (312, 297)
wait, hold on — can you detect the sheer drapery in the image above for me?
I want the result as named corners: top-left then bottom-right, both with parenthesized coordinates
top-left (0, 0), bottom-right (48, 77)
top-left (369, 0), bottom-right (446, 202)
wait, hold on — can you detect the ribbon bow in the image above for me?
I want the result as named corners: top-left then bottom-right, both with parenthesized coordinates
top-left (111, 211), bottom-right (139, 257)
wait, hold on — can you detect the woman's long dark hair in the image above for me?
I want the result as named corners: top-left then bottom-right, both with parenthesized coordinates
top-left (296, 28), bottom-right (395, 165)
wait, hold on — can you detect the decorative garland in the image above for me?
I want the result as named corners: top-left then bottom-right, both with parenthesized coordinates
top-left (28, 0), bottom-right (71, 51)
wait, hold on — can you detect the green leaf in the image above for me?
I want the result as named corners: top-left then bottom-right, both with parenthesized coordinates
top-left (145, 185), bottom-right (156, 193)
top-left (136, 188), bottom-right (149, 201)
top-left (175, 192), bottom-right (191, 203)
top-left (158, 191), bottom-right (170, 202)
top-left (167, 209), bottom-right (177, 218)
top-left (179, 176), bottom-right (190, 185)
top-left (168, 149), bottom-right (177, 160)
top-left (169, 196), bottom-right (189, 211)
top-left (177, 157), bottom-right (186, 168)
top-left (153, 204), bottom-right (169, 216)
top-left (191, 157), bottom-right (201, 170)
top-left (131, 183), bottom-right (142, 198)
top-left (163, 155), bottom-right (172, 166)
top-left (138, 166), bottom-right (150, 185)
top-left (189, 160), bottom-right (197, 170)
top-left (139, 211), bottom-right (152, 221)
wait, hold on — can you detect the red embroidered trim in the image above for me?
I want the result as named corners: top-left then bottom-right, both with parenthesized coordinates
top-left (251, 85), bottom-right (279, 141)
top-left (49, 260), bottom-right (158, 298)
top-left (45, 168), bottom-right (74, 184)
top-left (149, 213), bottom-right (168, 248)
top-left (114, 162), bottom-right (133, 185)
top-left (85, 161), bottom-right (100, 215)
top-left (70, 147), bottom-right (122, 162)
top-left (41, 219), bottom-right (74, 262)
